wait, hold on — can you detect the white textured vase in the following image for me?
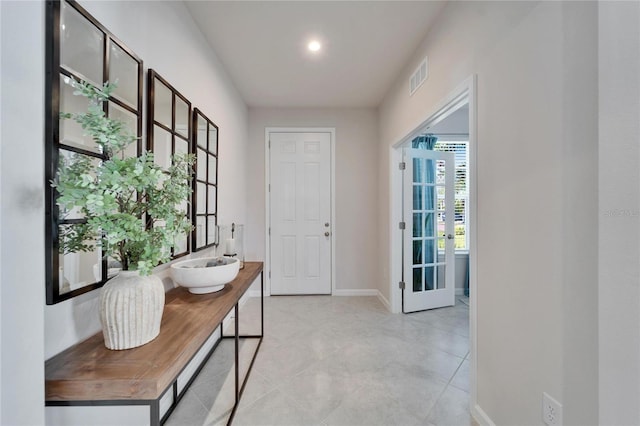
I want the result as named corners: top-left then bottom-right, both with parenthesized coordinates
top-left (100, 270), bottom-right (165, 350)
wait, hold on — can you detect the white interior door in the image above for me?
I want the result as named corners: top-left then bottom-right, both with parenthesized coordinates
top-left (269, 132), bottom-right (332, 295)
top-left (403, 148), bottom-right (455, 312)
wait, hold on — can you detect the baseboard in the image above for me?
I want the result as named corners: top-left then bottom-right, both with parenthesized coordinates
top-left (471, 404), bottom-right (496, 426)
top-left (250, 289), bottom-right (379, 297)
top-left (456, 288), bottom-right (466, 296)
top-left (332, 289), bottom-right (379, 296)
top-left (377, 290), bottom-right (392, 312)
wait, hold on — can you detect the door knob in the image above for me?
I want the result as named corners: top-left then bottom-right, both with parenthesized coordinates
top-left (324, 232), bottom-right (330, 237)
top-left (325, 223), bottom-right (330, 227)
top-left (447, 234), bottom-right (454, 240)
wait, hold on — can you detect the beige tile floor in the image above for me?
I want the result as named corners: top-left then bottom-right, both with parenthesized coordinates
top-left (166, 296), bottom-right (472, 426)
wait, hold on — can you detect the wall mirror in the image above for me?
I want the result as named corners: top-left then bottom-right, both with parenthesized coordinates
top-left (45, 0), bottom-right (143, 304)
top-left (147, 70), bottom-right (192, 258)
top-left (192, 109), bottom-right (219, 251)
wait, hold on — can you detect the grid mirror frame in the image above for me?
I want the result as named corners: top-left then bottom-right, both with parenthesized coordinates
top-left (147, 69), bottom-right (192, 259)
top-left (45, 0), bottom-right (143, 305)
top-left (191, 108), bottom-right (219, 251)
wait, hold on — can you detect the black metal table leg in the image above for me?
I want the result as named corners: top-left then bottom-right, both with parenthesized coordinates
top-left (235, 302), bottom-right (240, 404)
top-left (226, 271), bottom-right (265, 425)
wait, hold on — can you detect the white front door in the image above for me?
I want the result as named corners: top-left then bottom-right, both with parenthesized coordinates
top-left (403, 148), bottom-right (455, 312)
top-left (269, 131), bottom-right (332, 295)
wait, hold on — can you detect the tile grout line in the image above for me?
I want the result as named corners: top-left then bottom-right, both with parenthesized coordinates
top-left (424, 351), bottom-right (467, 422)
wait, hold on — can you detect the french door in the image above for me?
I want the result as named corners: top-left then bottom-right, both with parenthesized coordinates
top-left (269, 131), bottom-right (332, 295)
top-left (402, 148), bottom-right (455, 313)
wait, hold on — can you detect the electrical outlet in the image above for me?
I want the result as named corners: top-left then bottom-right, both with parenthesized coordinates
top-left (542, 392), bottom-right (563, 425)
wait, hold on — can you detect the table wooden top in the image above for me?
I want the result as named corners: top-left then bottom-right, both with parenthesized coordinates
top-left (45, 262), bottom-right (263, 401)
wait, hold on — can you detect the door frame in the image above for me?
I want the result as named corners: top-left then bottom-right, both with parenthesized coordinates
top-left (388, 75), bottom-right (478, 417)
top-left (264, 127), bottom-right (336, 296)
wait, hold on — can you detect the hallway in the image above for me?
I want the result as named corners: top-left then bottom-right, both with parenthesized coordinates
top-left (167, 296), bottom-right (471, 425)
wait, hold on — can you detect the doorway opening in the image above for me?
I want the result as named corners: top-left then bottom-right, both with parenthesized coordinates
top-left (389, 74), bottom-right (477, 412)
top-left (402, 105), bottom-right (471, 313)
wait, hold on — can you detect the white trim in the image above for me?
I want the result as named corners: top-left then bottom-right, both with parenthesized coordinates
top-left (468, 75), bottom-right (478, 423)
top-left (471, 403), bottom-right (496, 426)
top-left (390, 147), bottom-right (403, 315)
top-left (377, 290), bottom-right (392, 312)
top-left (332, 289), bottom-right (379, 297)
top-left (264, 127), bottom-right (336, 297)
top-left (388, 74), bottom-right (478, 421)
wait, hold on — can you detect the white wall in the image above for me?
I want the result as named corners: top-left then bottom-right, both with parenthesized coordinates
top-left (598, 2), bottom-right (640, 423)
top-left (34, 1), bottom-right (249, 360)
top-left (247, 108), bottom-right (379, 293)
top-left (0, 2), bottom-right (46, 424)
top-left (378, 1), bottom-right (598, 424)
top-left (561, 3), bottom-right (599, 423)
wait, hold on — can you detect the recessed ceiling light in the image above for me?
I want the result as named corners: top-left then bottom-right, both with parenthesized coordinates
top-left (308, 40), bottom-right (321, 52)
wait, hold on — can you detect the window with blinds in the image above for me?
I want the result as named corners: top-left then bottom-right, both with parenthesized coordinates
top-left (434, 140), bottom-right (468, 250)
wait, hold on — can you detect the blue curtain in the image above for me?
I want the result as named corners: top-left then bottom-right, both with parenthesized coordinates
top-left (411, 135), bottom-right (437, 291)
top-left (411, 135), bottom-right (438, 150)
top-left (464, 256), bottom-right (470, 297)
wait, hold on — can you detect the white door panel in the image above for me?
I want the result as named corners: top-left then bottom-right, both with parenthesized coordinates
top-left (403, 148), bottom-right (455, 312)
top-left (270, 132), bottom-right (331, 295)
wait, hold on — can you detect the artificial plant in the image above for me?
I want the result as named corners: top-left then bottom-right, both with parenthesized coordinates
top-left (53, 80), bottom-right (194, 275)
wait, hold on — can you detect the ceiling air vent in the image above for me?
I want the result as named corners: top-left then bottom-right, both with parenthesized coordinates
top-left (410, 56), bottom-right (428, 96)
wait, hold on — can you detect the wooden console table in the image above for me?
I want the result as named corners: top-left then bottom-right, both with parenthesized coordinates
top-left (45, 262), bottom-right (264, 425)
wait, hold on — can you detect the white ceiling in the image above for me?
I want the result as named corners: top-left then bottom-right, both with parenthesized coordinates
top-left (184, 1), bottom-right (446, 108)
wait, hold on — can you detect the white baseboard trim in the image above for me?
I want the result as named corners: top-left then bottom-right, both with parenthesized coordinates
top-left (456, 288), bottom-right (466, 296)
top-left (471, 404), bottom-right (496, 426)
top-left (332, 289), bottom-right (379, 297)
top-left (251, 290), bottom-right (381, 297)
top-left (377, 290), bottom-right (392, 312)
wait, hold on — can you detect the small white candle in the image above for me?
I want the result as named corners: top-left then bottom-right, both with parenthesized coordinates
top-left (226, 237), bottom-right (236, 255)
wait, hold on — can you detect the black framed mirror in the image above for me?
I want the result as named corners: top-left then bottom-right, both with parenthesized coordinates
top-left (192, 108), bottom-right (219, 251)
top-left (45, 0), bottom-right (143, 305)
top-left (147, 70), bottom-right (192, 259)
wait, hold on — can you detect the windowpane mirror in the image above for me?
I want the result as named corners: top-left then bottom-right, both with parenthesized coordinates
top-left (153, 125), bottom-right (172, 170)
top-left (192, 108), bottom-right (219, 251)
top-left (109, 42), bottom-right (139, 109)
top-left (154, 80), bottom-right (172, 129)
top-left (175, 137), bottom-right (189, 157)
top-left (58, 235), bottom-right (102, 295)
top-left (60, 0), bottom-right (103, 86)
top-left (175, 98), bottom-right (189, 138)
top-left (147, 70), bottom-right (192, 259)
top-left (46, 0), bottom-right (142, 304)
top-left (59, 75), bottom-right (98, 153)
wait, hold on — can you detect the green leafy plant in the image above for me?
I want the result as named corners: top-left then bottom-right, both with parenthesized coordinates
top-left (52, 80), bottom-right (194, 275)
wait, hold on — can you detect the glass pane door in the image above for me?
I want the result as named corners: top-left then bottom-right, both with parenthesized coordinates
top-left (403, 148), bottom-right (455, 313)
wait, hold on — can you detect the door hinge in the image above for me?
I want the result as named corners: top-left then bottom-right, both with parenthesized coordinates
top-left (399, 221), bottom-right (406, 230)
top-left (269, 271), bottom-right (271, 279)
top-left (268, 140), bottom-right (271, 148)
top-left (399, 162), bottom-right (406, 170)
top-left (399, 281), bottom-right (406, 290)
top-left (268, 184), bottom-right (270, 192)
top-left (268, 227), bottom-right (271, 236)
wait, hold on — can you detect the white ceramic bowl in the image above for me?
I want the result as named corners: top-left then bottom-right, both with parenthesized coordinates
top-left (170, 257), bottom-right (240, 294)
